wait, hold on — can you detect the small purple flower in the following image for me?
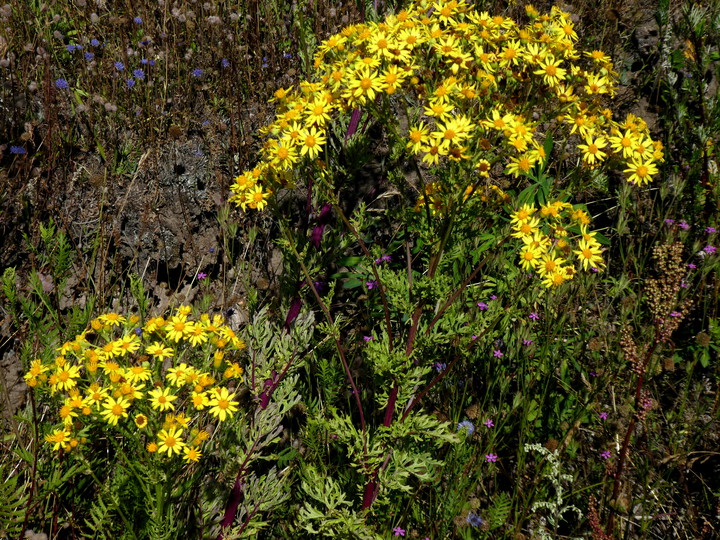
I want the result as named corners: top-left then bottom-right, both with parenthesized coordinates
top-left (84, 52), bottom-right (94, 61)
top-left (126, 78), bottom-right (135, 88)
top-left (393, 527), bottom-right (405, 537)
top-left (590, 370), bottom-right (597, 377)
top-left (477, 301), bottom-right (488, 310)
top-left (490, 295), bottom-right (497, 300)
top-left (591, 266), bottom-right (600, 273)
top-left (522, 339), bottom-right (533, 346)
top-left (688, 263), bottom-right (697, 269)
top-left (706, 226), bottom-right (717, 234)
top-left (679, 221), bottom-right (690, 230)
top-left (493, 349), bottom-right (503, 358)
top-left (485, 453), bottom-right (497, 463)
top-left (192, 68), bottom-right (203, 77)
top-left (664, 218), bottom-right (675, 224)
top-left (209, 247), bottom-right (215, 253)
top-left (529, 312), bottom-right (540, 321)
top-left (599, 412), bottom-right (608, 420)
top-left (704, 245), bottom-right (717, 254)
top-left (133, 16), bottom-right (143, 24)
top-left (55, 78), bottom-right (69, 89)
top-left (133, 68), bottom-right (145, 80)
top-left (366, 280), bottom-right (378, 290)
top-left (134, 327), bottom-right (143, 336)
top-left (221, 58), bottom-right (230, 68)
top-left (600, 450), bottom-right (611, 460)
top-left (467, 512), bottom-right (483, 527)
top-left (90, 39), bottom-right (100, 47)
top-left (363, 336), bottom-right (373, 342)
top-left (9, 146), bottom-right (26, 155)
top-left (669, 311), bottom-right (681, 317)
top-left (197, 272), bottom-right (207, 280)
top-left (681, 282), bottom-right (689, 289)
top-left (374, 254), bottom-right (392, 264)
top-left (114, 61), bottom-right (124, 71)
top-left (434, 362), bottom-right (446, 372)
top-left (483, 419), bottom-right (494, 428)
top-left (457, 420), bottom-right (475, 435)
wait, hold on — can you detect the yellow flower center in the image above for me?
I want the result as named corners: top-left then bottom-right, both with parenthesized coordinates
top-left (360, 77), bottom-right (373, 90)
top-left (112, 404), bottom-right (123, 416)
top-left (305, 135), bottom-right (316, 147)
top-left (636, 165), bottom-right (648, 177)
top-left (218, 399), bottom-right (229, 410)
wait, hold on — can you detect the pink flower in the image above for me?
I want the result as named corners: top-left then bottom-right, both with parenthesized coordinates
top-left (393, 527), bottom-right (406, 536)
top-left (493, 349), bottom-right (503, 358)
top-left (485, 453), bottom-right (498, 463)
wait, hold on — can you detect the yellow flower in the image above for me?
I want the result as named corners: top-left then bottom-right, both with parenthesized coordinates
top-left (125, 365), bottom-right (151, 384)
top-left (574, 239), bottom-right (604, 271)
top-left (344, 66), bottom-right (383, 105)
top-left (407, 123), bottom-right (430, 153)
top-left (242, 185), bottom-right (271, 212)
top-left (167, 363), bottom-right (194, 387)
top-left (165, 315), bottom-right (192, 342)
top-left (147, 441), bottom-right (158, 453)
top-left (51, 364), bottom-right (81, 392)
top-left (84, 384), bottom-right (109, 408)
top-left (156, 427), bottom-right (186, 457)
top-left (45, 428), bottom-right (72, 451)
top-left (146, 342), bottom-right (174, 361)
top-left (208, 387), bottom-right (239, 422)
top-left (101, 396), bottom-right (131, 426)
top-left (134, 413), bottom-right (148, 429)
top-left (98, 313), bottom-right (126, 327)
top-left (148, 387), bottom-right (178, 412)
top-left (298, 126), bottom-right (327, 160)
top-left (578, 135), bottom-right (608, 166)
top-left (623, 159), bottom-right (658, 186)
top-left (533, 55), bottom-right (566, 87)
top-left (537, 254), bottom-right (567, 277)
top-left (510, 203), bottom-right (536, 225)
top-left (143, 316), bottom-right (166, 333)
top-left (183, 446), bottom-right (202, 463)
top-left (305, 98), bottom-right (332, 126)
top-left (190, 391), bottom-right (210, 410)
top-left (519, 244), bottom-right (543, 271)
top-left (117, 334), bottom-right (141, 356)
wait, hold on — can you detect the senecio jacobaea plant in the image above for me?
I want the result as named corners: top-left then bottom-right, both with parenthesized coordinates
top-left (229, 0), bottom-right (663, 200)
top-left (229, 0), bottom-right (662, 286)
top-left (26, 306), bottom-right (245, 462)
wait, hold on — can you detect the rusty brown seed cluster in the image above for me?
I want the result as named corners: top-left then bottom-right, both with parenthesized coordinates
top-left (645, 242), bottom-right (691, 343)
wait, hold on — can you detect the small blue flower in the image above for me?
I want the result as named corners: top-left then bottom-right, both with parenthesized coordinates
top-left (133, 69), bottom-right (145, 80)
top-left (9, 146), bottom-right (27, 155)
top-left (221, 58), bottom-right (230, 68)
top-left (192, 68), bottom-right (203, 77)
top-left (126, 78), bottom-right (135, 88)
top-left (114, 61), bottom-right (125, 71)
top-left (466, 512), bottom-right (483, 527)
top-left (133, 16), bottom-right (143, 24)
top-left (55, 78), bottom-right (69, 89)
top-left (66, 44), bottom-right (77, 52)
top-left (262, 56), bottom-right (268, 68)
top-left (84, 52), bottom-right (94, 61)
top-left (457, 420), bottom-right (475, 435)
top-left (90, 39), bottom-right (100, 47)
top-left (283, 52), bottom-right (292, 59)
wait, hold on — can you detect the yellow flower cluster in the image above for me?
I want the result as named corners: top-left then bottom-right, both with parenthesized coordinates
top-left (510, 201), bottom-right (605, 287)
top-left (28, 307), bottom-right (245, 463)
top-left (230, 0), bottom-right (662, 213)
